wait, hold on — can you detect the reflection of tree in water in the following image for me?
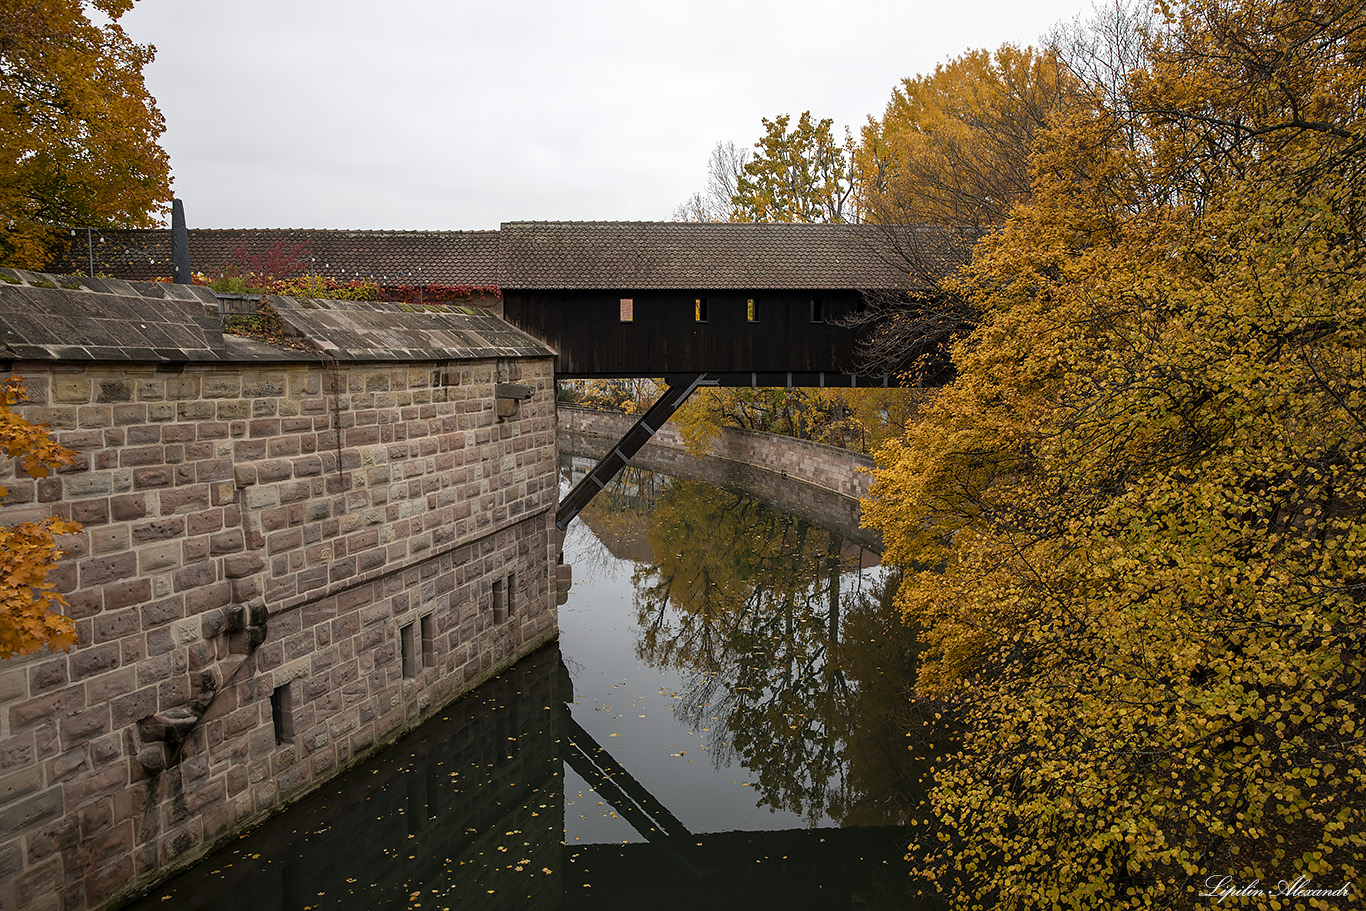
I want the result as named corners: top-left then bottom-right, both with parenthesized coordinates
top-left (627, 476), bottom-right (924, 826)
top-left (566, 462), bottom-right (673, 571)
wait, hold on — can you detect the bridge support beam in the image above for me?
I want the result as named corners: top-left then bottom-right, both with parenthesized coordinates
top-left (563, 715), bottom-right (692, 843)
top-left (555, 373), bottom-right (713, 530)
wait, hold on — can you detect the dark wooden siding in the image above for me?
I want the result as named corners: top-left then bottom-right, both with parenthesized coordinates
top-left (502, 289), bottom-right (882, 382)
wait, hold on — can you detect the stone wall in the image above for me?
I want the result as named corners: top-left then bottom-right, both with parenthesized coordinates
top-left (0, 277), bottom-right (560, 911)
top-left (556, 405), bottom-right (879, 549)
top-left (556, 405), bottom-right (875, 499)
top-left (122, 645), bottom-right (568, 911)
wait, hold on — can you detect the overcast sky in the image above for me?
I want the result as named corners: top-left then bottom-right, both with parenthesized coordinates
top-left (122, 0), bottom-right (1092, 231)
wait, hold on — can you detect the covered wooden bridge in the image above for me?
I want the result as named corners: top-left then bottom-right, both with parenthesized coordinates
top-left (493, 221), bottom-right (924, 529)
top-left (497, 221), bottom-right (919, 387)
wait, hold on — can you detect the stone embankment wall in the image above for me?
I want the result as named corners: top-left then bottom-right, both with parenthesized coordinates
top-left (0, 273), bottom-right (559, 911)
top-left (556, 405), bottom-right (879, 548)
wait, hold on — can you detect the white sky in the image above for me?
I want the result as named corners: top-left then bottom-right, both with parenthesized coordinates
top-left (121, 0), bottom-right (1092, 231)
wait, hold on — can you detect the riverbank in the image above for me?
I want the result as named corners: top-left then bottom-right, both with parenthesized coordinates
top-left (556, 405), bottom-right (879, 550)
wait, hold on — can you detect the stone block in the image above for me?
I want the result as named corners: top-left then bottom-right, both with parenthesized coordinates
top-left (57, 707), bottom-right (109, 751)
top-left (53, 376), bottom-right (91, 404)
top-left (110, 688), bottom-right (158, 728)
top-left (223, 553), bottom-right (266, 579)
top-left (102, 577), bottom-right (150, 611)
top-left (89, 525), bottom-right (129, 556)
top-left (109, 493), bottom-right (148, 522)
top-left (92, 608), bottom-right (141, 644)
top-left (187, 511), bottom-right (223, 536)
top-left (173, 562), bottom-right (215, 593)
top-left (0, 764), bottom-right (44, 809)
top-left (85, 668), bottom-right (135, 706)
top-left (158, 486), bottom-right (210, 515)
top-left (26, 658), bottom-right (69, 696)
top-left (69, 498), bottom-right (110, 527)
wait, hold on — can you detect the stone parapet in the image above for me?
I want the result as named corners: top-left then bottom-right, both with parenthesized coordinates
top-left (556, 405), bottom-right (879, 549)
top-left (556, 404), bottom-right (876, 499)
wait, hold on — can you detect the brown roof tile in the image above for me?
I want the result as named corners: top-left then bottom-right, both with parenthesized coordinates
top-left (496, 221), bottom-right (919, 291)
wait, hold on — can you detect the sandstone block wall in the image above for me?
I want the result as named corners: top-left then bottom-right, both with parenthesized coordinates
top-left (128, 646), bottom-right (567, 911)
top-left (0, 355), bottom-right (558, 911)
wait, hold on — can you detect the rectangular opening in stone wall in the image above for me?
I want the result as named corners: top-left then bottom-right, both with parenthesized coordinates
top-left (492, 578), bottom-right (505, 623)
top-left (271, 683), bottom-right (294, 744)
top-left (421, 614), bottom-right (436, 668)
top-left (401, 621), bottom-right (417, 679)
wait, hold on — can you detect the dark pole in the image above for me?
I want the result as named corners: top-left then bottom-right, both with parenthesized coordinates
top-left (171, 198), bottom-right (191, 284)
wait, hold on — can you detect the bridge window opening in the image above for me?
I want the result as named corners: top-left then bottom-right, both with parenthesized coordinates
top-left (401, 621), bottom-right (417, 679)
top-left (421, 614), bottom-right (436, 668)
top-left (694, 298), bottom-right (708, 323)
top-left (271, 683), bottom-right (293, 744)
top-left (492, 578), bottom-right (505, 623)
top-left (747, 298), bottom-right (759, 322)
top-left (619, 298), bottom-right (633, 322)
top-left (810, 298), bottom-right (825, 323)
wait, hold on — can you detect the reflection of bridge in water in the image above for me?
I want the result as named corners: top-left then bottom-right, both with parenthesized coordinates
top-left (561, 700), bottom-right (924, 910)
top-left (125, 641), bottom-right (921, 911)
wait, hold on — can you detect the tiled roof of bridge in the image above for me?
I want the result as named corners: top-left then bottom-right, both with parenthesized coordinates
top-left (46, 229), bottom-right (502, 286)
top-left (497, 221), bottom-right (920, 291)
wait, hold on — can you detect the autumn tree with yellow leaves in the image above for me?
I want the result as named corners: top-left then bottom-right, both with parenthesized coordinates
top-left (0, 378), bottom-right (79, 658)
top-left (851, 42), bottom-right (1074, 378)
top-left (0, 0), bottom-right (171, 269)
top-left (864, 0), bottom-right (1366, 907)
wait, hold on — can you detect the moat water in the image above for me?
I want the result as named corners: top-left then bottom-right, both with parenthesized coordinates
top-left (124, 457), bottom-right (937, 910)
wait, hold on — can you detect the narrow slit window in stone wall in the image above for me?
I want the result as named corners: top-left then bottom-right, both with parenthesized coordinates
top-left (505, 573), bottom-right (516, 619)
top-left (271, 684), bottom-right (293, 744)
top-left (401, 621), bottom-right (417, 679)
top-left (421, 614), bottom-right (436, 668)
top-left (492, 578), bottom-right (506, 623)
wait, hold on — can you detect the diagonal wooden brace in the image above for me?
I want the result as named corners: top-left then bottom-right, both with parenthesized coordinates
top-left (555, 373), bottom-right (713, 531)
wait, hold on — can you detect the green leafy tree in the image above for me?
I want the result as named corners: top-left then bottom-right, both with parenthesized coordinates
top-left (733, 112), bottom-right (857, 224)
top-left (1, 0), bottom-right (171, 269)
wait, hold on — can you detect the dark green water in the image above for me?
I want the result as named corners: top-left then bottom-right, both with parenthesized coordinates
top-left (123, 459), bottom-right (936, 911)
